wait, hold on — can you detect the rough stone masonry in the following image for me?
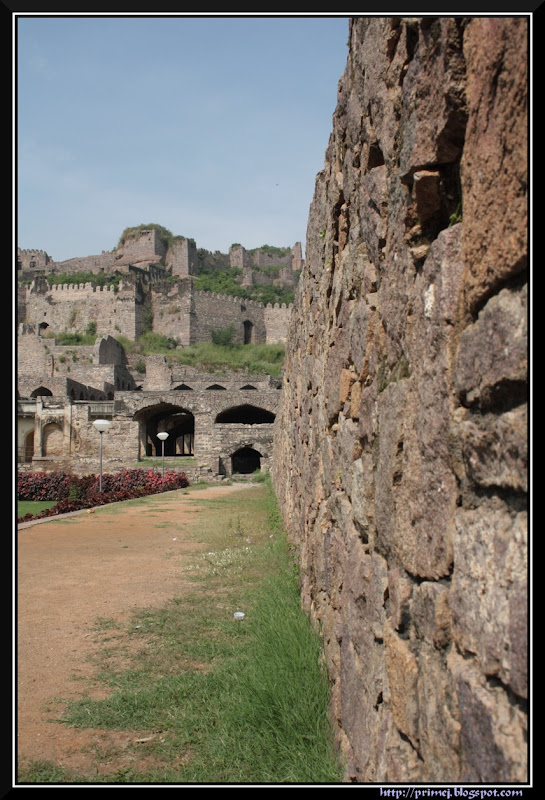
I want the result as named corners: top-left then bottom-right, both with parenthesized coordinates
top-left (272, 17), bottom-right (528, 782)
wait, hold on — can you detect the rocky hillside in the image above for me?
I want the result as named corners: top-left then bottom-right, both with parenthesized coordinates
top-left (272, 17), bottom-right (527, 782)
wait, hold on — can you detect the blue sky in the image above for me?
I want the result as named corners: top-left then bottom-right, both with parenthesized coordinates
top-left (16, 14), bottom-right (350, 263)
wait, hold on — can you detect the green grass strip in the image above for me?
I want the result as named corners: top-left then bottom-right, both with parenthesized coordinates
top-left (19, 482), bottom-right (341, 785)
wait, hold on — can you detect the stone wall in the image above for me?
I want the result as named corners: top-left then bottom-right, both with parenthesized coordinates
top-left (20, 274), bottom-right (293, 347)
top-left (115, 227), bottom-right (167, 266)
top-left (21, 278), bottom-right (144, 340)
top-left (190, 291), bottom-right (268, 345)
top-left (167, 237), bottom-right (198, 277)
top-left (272, 16), bottom-right (528, 783)
top-left (48, 251), bottom-right (118, 275)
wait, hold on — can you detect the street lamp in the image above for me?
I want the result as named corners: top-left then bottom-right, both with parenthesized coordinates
top-left (157, 431), bottom-right (169, 478)
top-left (92, 419), bottom-right (111, 492)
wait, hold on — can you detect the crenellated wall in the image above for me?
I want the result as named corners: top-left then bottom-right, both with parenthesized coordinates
top-left (272, 16), bottom-right (528, 784)
top-left (20, 268), bottom-right (293, 346)
top-left (21, 278), bottom-right (145, 340)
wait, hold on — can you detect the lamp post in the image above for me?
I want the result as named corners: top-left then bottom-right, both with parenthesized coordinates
top-left (157, 431), bottom-right (169, 478)
top-left (92, 419), bottom-right (111, 492)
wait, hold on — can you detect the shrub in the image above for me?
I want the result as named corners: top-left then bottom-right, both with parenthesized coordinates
top-left (17, 469), bottom-right (190, 523)
top-left (210, 324), bottom-right (236, 347)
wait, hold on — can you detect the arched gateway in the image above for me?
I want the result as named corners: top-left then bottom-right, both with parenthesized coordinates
top-left (133, 402), bottom-right (195, 458)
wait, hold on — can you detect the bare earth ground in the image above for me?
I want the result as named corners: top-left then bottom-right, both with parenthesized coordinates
top-left (16, 483), bottom-right (255, 779)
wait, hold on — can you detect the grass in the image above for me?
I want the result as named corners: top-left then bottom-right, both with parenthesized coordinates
top-left (17, 500), bottom-right (59, 519)
top-left (17, 480), bottom-right (341, 785)
top-left (167, 341), bottom-right (285, 378)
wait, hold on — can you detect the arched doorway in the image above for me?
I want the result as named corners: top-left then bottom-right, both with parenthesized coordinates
top-left (232, 447), bottom-right (261, 474)
top-left (31, 386), bottom-right (53, 397)
top-left (243, 320), bottom-right (254, 345)
top-left (136, 403), bottom-right (196, 458)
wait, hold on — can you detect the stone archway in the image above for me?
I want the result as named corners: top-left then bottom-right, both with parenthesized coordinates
top-left (243, 320), bottom-right (254, 345)
top-left (134, 403), bottom-right (196, 458)
top-left (31, 386), bottom-right (53, 398)
top-left (231, 446), bottom-right (262, 474)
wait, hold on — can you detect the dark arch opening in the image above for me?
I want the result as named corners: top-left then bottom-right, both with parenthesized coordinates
top-left (243, 320), bottom-right (254, 345)
top-left (30, 386), bottom-right (52, 397)
top-left (174, 383), bottom-right (193, 391)
top-left (215, 404), bottom-right (275, 424)
top-left (232, 447), bottom-right (261, 474)
top-left (206, 384), bottom-right (227, 390)
top-left (139, 405), bottom-right (195, 457)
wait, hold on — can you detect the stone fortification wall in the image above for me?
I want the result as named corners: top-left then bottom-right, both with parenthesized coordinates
top-left (142, 356), bottom-right (281, 392)
top-left (252, 250), bottom-right (292, 268)
top-left (115, 227), bottom-right (167, 267)
top-left (17, 330), bottom-right (54, 377)
top-left (21, 279), bottom-right (144, 340)
top-left (263, 303), bottom-right (292, 345)
top-left (190, 291), bottom-right (268, 345)
top-left (167, 237), bottom-right (198, 277)
top-left (49, 251), bottom-right (117, 275)
top-left (18, 249), bottom-right (52, 271)
top-left (150, 279), bottom-right (194, 346)
top-left (18, 333), bottom-right (135, 399)
top-left (229, 245), bottom-right (254, 270)
top-left (272, 16), bottom-right (527, 783)
top-left (20, 273), bottom-right (292, 347)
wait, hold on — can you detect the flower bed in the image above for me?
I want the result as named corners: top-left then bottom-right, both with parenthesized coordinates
top-left (17, 469), bottom-right (190, 523)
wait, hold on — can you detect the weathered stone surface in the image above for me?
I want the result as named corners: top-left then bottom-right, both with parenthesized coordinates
top-left (459, 404), bottom-right (527, 492)
top-left (412, 582), bottom-right (451, 649)
top-left (272, 15), bottom-right (527, 782)
top-left (399, 17), bottom-right (467, 178)
top-left (461, 17), bottom-right (528, 311)
top-left (416, 647), bottom-right (461, 779)
top-left (384, 621), bottom-right (419, 746)
top-left (450, 498), bottom-right (528, 698)
top-left (448, 652), bottom-right (527, 782)
top-left (455, 285), bottom-right (527, 409)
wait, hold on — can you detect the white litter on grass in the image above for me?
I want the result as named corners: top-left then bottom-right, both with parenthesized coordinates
top-left (234, 612), bottom-right (245, 620)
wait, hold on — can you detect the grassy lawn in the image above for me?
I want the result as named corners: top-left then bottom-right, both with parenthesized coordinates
top-left (17, 500), bottom-right (59, 519)
top-left (17, 480), bottom-right (342, 785)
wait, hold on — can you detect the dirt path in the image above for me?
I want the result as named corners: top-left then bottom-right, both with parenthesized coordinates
top-left (16, 483), bottom-right (255, 777)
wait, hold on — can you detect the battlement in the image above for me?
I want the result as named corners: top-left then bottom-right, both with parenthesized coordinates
top-left (18, 227), bottom-right (299, 346)
top-left (17, 248), bottom-right (52, 270)
top-left (48, 281), bottom-right (126, 293)
top-left (192, 289), bottom-right (292, 310)
top-left (18, 248), bottom-right (50, 256)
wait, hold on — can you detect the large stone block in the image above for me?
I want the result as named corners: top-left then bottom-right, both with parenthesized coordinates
top-left (448, 652), bottom-right (527, 782)
top-left (459, 404), bottom-right (527, 492)
top-left (416, 647), bottom-right (461, 779)
top-left (449, 498), bottom-right (527, 698)
top-left (455, 285), bottom-right (527, 409)
top-left (461, 17), bottom-right (528, 310)
top-left (384, 620), bottom-right (419, 747)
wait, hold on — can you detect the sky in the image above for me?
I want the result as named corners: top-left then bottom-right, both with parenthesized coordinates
top-left (16, 14), bottom-right (350, 263)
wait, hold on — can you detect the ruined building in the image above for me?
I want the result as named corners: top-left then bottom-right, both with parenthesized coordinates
top-left (17, 14), bottom-right (529, 785)
top-left (17, 232), bottom-right (296, 478)
top-left (272, 16), bottom-right (528, 784)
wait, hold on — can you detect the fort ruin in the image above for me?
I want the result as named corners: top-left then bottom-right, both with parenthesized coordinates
top-left (16, 15), bottom-right (529, 785)
top-left (17, 229), bottom-right (296, 479)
